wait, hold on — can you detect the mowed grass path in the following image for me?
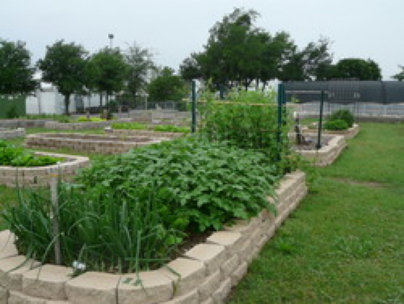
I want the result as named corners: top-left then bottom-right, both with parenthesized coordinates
top-left (229, 123), bottom-right (404, 304)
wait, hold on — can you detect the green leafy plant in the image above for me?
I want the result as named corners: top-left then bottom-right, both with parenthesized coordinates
top-left (153, 125), bottom-right (189, 133)
top-left (324, 119), bottom-right (349, 131)
top-left (0, 140), bottom-right (60, 167)
top-left (76, 116), bottom-right (105, 122)
top-left (111, 122), bottom-right (147, 130)
top-left (329, 110), bottom-right (354, 127)
top-left (3, 138), bottom-right (279, 273)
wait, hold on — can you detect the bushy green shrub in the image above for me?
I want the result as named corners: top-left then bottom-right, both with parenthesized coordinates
top-left (200, 89), bottom-right (294, 173)
top-left (3, 138), bottom-right (279, 272)
top-left (0, 141), bottom-right (60, 167)
top-left (111, 122), bottom-right (147, 130)
top-left (76, 116), bottom-right (105, 122)
top-left (324, 119), bottom-right (349, 131)
top-left (153, 125), bottom-right (189, 133)
top-left (329, 110), bottom-right (354, 127)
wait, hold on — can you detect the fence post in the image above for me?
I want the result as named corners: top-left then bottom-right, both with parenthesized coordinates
top-left (50, 168), bottom-right (62, 265)
top-left (191, 80), bottom-right (197, 133)
top-left (277, 83), bottom-right (284, 160)
top-left (316, 90), bottom-right (325, 149)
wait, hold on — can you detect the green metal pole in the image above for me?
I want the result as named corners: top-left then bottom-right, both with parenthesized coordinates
top-left (277, 83), bottom-right (284, 160)
top-left (316, 90), bottom-right (325, 149)
top-left (191, 80), bottom-right (196, 133)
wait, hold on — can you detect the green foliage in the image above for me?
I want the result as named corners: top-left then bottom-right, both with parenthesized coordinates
top-left (331, 58), bottom-right (382, 80)
top-left (153, 125), bottom-right (189, 133)
top-left (329, 109), bottom-right (354, 127)
top-left (0, 39), bottom-right (36, 94)
top-left (3, 138), bottom-right (279, 272)
top-left (148, 67), bottom-right (187, 101)
top-left (0, 140), bottom-right (60, 167)
top-left (392, 65), bottom-right (404, 81)
top-left (124, 43), bottom-right (155, 99)
top-left (200, 89), bottom-right (294, 173)
top-left (76, 116), bottom-right (105, 122)
top-left (85, 48), bottom-right (128, 103)
top-left (111, 122), bottom-right (147, 130)
top-left (38, 40), bottom-right (88, 115)
top-left (6, 105), bottom-right (19, 118)
top-left (324, 119), bottom-right (349, 131)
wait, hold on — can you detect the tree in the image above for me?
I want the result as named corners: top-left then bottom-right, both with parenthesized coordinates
top-left (0, 39), bottom-right (36, 94)
top-left (86, 48), bottom-right (127, 106)
top-left (392, 65), bottom-right (404, 81)
top-left (179, 53), bottom-right (203, 82)
top-left (38, 40), bottom-right (87, 114)
top-left (148, 67), bottom-right (186, 101)
top-left (124, 43), bottom-right (155, 100)
top-left (332, 58), bottom-right (382, 80)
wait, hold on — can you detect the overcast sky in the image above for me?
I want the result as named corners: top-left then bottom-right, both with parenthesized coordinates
top-left (1, 0), bottom-right (403, 80)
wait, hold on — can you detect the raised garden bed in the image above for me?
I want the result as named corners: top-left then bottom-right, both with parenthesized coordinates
top-left (0, 170), bottom-right (307, 304)
top-left (0, 128), bottom-right (25, 139)
top-left (44, 120), bottom-right (112, 130)
top-left (303, 123), bottom-right (360, 140)
top-left (294, 135), bottom-right (347, 167)
top-left (0, 152), bottom-right (89, 187)
top-left (105, 128), bottom-right (185, 139)
top-left (25, 133), bottom-right (167, 154)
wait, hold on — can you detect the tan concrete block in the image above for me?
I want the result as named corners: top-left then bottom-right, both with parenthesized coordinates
top-left (206, 231), bottom-right (243, 257)
top-left (0, 230), bottom-right (18, 259)
top-left (0, 286), bottom-right (7, 304)
top-left (183, 244), bottom-right (226, 275)
top-left (159, 258), bottom-right (205, 296)
top-left (237, 239), bottom-right (252, 262)
top-left (7, 290), bottom-right (66, 304)
top-left (224, 217), bottom-right (260, 238)
top-left (23, 264), bottom-right (72, 300)
top-left (220, 254), bottom-right (239, 280)
top-left (230, 261), bottom-right (247, 287)
top-left (118, 270), bottom-right (173, 304)
top-left (200, 297), bottom-right (214, 304)
top-left (66, 271), bottom-right (120, 304)
top-left (161, 289), bottom-right (198, 304)
top-left (211, 277), bottom-right (231, 304)
top-left (198, 270), bottom-right (220, 301)
top-left (0, 255), bottom-right (40, 290)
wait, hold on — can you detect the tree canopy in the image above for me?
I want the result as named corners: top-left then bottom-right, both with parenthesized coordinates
top-left (124, 43), bottom-right (155, 100)
top-left (0, 39), bottom-right (36, 95)
top-left (86, 48), bottom-right (128, 104)
top-left (38, 40), bottom-right (88, 114)
top-left (330, 58), bottom-right (382, 80)
top-left (148, 67), bottom-right (186, 101)
top-left (180, 8), bottom-right (334, 89)
top-left (392, 65), bottom-right (404, 81)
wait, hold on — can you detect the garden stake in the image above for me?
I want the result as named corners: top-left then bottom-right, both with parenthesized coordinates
top-left (50, 168), bottom-right (62, 265)
top-left (191, 80), bottom-right (197, 133)
top-left (316, 90), bottom-right (325, 149)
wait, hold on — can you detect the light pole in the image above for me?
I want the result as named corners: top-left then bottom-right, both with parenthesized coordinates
top-left (108, 33), bottom-right (114, 49)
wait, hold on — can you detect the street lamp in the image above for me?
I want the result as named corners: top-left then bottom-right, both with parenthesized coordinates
top-left (108, 33), bottom-right (114, 49)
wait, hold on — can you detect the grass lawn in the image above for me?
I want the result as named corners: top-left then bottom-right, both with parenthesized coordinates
top-left (228, 122), bottom-right (404, 304)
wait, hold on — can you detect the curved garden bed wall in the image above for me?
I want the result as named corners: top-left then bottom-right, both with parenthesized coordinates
top-left (0, 170), bottom-right (307, 304)
top-left (295, 135), bottom-right (347, 167)
top-left (44, 121), bottom-right (112, 130)
top-left (0, 128), bottom-right (25, 139)
top-left (25, 133), bottom-right (166, 154)
top-left (0, 152), bottom-right (90, 187)
top-left (303, 123), bottom-right (360, 140)
top-left (0, 120), bottom-right (47, 129)
top-left (105, 128), bottom-right (185, 139)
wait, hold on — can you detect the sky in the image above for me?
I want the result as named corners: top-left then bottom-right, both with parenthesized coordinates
top-left (1, 0), bottom-right (403, 80)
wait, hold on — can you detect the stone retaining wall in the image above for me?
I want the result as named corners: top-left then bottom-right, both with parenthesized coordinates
top-left (0, 128), bottom-right (25, 139)
top-left (105, 128), bottom-right (185, 139)
top-left (0, 120), bottom-right (47, 129)
top-left (25, 133), bottom-right (165, 154)
top-left (0, 152), bottom-right (90, 187)
top-left (302, 124), bottom-right (360, 140)
top-left (44, 121), bottom-right (112, 130)
top-left (0, 171), bottom-right (307, 304)
top-left (295, 135), bottom-right (347, 167)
